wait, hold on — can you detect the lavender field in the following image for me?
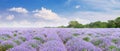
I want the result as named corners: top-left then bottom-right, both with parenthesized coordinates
top-left (0, 28), bottom-right (120, 51)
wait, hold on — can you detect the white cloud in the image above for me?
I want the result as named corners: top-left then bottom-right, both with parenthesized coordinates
top-left (33, 7), bottom-right (61, 20)
top-left (9, 7), bottom-right (28, 14)
top-left (72, 18), bottom-right (90, 24)
top-left (6, 15), bottom-right (15, 21)
top-left (75, 5), bottom-right (80, 9)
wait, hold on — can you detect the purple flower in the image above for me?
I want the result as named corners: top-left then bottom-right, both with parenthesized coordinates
top-left (66, 37), bottom-right (102, 51)
top-left (7, 46), bottom-right (35, 51)
top-left (40, 40), bottom-right (67, 51)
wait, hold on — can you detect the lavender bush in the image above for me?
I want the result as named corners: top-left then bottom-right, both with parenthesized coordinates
top-left (0, 28), bottom-right (120, 51)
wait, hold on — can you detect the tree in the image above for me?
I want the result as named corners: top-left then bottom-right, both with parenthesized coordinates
top-left (107, 20), bottom-right (116, 28)
top-left (67, 21), bottom-right (83, 28)
top-left (88, 21), bottom-right (107, 28)
top-left (115, 17), bottom-right (120, 28)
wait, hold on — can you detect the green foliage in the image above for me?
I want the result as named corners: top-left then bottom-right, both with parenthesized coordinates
top-left (13, 40), bottom-right (21, 45)
top-left (115, 48), bottom-right (120, 51)
top-left (4, 44), bottom-right (13, 50)
top-left (5, 35), bottom-right (11, 38)
top-left (33, 37), bottom-right (42, 41)
top-left (88, 34), bottom-right (92, 36)
top-left (82, 48), bottom-right (87, 51)
top-left (83, 37), bottom-right (90, 42)
top-left (73, 33), bottom-right (80, 37)
top-left (0, 37), bottom-right (8, 40)
top-left (63, 38), bottom-right (71, 44)
top-left (109, 45), bottom-right (116, 50)
top-left (58, 26), bottom-right (66, 28)
top-left (0, 44), bottom-right (13, 51)
top-left (88, 21), bottom-right (107, 28)
top-left (14, 34), bottom-right (17, 37)
top-left (92, 40), bottom-right (102, 46)
top-left (68, 21), bottom-right (83, 28)
top-left (33, 37), bottom-right (44, 43)
top-left (112, 39), bottom-right (118, 44)
top-left (31, 44), bottom-right (38, 48)
top-left (107, 20), bottom-right (116, 28)
top-left (19, 37), bottom-right (26, 42)
top-left (0, 45), bottom-right (6, 51)
top-left (101, 45), bottom-right (106, 48)
top-left (115, 17), bottom-right (120, 28)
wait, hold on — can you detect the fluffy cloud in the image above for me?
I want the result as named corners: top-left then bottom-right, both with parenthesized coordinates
top-left (9, 7), bottom-right (28, 14)
top-left (75, 5), bottom-right (80, 9)
top-left (72, 18), bottom-right (90, 24)
top-left (33, 7), bottom-right (61, 20)
top-left (6, 15), bottom-right (15, 21)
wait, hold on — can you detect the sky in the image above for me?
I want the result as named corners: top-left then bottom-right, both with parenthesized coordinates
top-left (0, 0), bottom-right (120, 27)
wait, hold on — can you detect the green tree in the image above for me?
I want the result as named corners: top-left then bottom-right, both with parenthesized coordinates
top-left (115, 17), bottom-right (120, 28)
top-left (87, 21), bottom-right (107, 28)
top-left (107, 20), bottom-right (116, 28)
top-left (67, 21), bottom-right (83, 28)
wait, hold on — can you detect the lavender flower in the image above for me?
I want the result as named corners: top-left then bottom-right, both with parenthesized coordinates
top-left (40, 40), bottom-right (67, 51)
top-left (66, 37), bottom-right (102, 51)
top-left (7, 46), bottom-right (35, 51)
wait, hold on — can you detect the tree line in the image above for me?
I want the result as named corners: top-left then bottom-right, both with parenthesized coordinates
top-left (58, 17), bottom-right (120, 28)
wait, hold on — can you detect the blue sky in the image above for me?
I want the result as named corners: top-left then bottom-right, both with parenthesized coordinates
top-left (0, 0), bottom-right (120, 27)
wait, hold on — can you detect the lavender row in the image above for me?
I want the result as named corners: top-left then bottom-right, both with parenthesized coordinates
top-left (0, 28), bottom-right (120, 51)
